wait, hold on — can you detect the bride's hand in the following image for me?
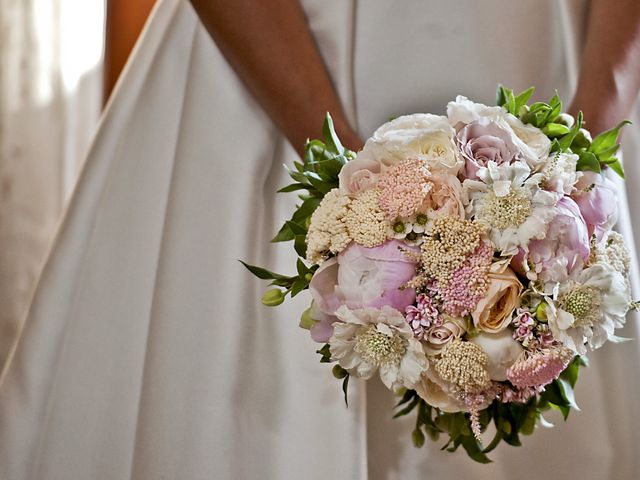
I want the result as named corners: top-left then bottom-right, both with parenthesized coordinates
top-left (189, 0), bottom-right (363, 155)
top-left (569, 0), bottom-right (640, 135)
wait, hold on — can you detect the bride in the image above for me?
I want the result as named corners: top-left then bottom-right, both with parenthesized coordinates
top-left (2, 0), bottom-right (640, 478)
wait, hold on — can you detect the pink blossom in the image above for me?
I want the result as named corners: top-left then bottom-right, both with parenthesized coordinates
top-left (571, 170), bottom-right (618, 242)
top-left (405, 293), bottom-right (442, 339)
top-left (308, 240), bottom-right (419, 342)
top-left (512, 197), bottom-right (590, 283)
top-left (456, 117), bottom-right (519, 180)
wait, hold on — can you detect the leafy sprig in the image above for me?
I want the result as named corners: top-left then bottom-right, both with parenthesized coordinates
top-left (497, 85), bottom-right (630, 178)
top-left (393, 355), bottom-right (587, 462)
top-left (241, 114), bottom-right (354, 310)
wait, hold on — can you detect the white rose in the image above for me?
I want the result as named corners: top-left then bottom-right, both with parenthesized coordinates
top-left (447, 96), bottom-right (550, 171)
top-left (360, 114), bottom-right (462, 174)
top-left (470, 330), bottom-right (524, 381)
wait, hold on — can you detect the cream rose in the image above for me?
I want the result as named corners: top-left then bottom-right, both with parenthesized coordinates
top-left (472, 262), bottom-right (523, 333)
top-left (415, 370), bottom-right (465, 413)
top-left (424, 315), bottom-right (466, 353)
top-left (338, 154), bottom-right (382, 195)
top-left (360, 114), bottom-right (463, 174)
top-left (422, 172), bottom-right (465, 219)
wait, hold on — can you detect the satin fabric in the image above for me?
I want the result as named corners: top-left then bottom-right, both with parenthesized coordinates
top-left (1, 1), bottom-right (639, 478)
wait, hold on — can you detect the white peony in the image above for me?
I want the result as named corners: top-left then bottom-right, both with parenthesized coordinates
top-left (470, 330), bottom-right (524, 381)
top-left (544, 263), bottom-right (630, 355)
top-left (359, 114), bottom-right (463, 174)
top-left (329, 305), bottom-right (429, 390)
top-left (464, 161), bottom-right (559, 255)
top-left (447, 96), bottom-right (550, 171)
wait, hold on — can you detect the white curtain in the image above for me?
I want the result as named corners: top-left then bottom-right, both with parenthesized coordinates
top-left (0, 0), bottom-right (105, 366)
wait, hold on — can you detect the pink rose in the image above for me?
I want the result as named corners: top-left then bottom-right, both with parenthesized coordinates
top-left (422, 172), bottom-right (465, 219)
top-left (456, 117), bottom-right (519, 180)
top-left (338, 155), bottom-right (382, 195)
top-left (424, 316), bottom-right (466, 353)
top-left (512, 197), bottom-right (590, 282)
top-left (308, 240), bottom-right (419, 342)
top-left (571, 171), bottom-right (618, 242)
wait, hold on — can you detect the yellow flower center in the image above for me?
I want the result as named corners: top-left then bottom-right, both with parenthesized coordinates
top-left (481, 187), bottom-right (532, 230)
top-left (559, 286), bottom-right (601, 328)
top-left (354, 325), bottom-right (406, 367)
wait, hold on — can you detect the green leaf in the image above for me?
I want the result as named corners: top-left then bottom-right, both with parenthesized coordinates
top-left (558, 111), bottom-right (583, 151)
top-left (557, 377), bottom-right (580, 411)
top-left (277, 183), bottom-right (308, 193)
top-left (322, 113), bottom-right (345, 155)
top-left (271, 222), bottom-right (295, 243)
top-left (294, 234), bottom-right (307, 258)
top-left (514, 86), bottom-right (536, 112)
top-left (460, 436), bottom-right (492, 464)
top-left (290, 277), bottom-right (308, 297)
top-left (291, 197), bottom-right (321, 224)
top-left (589, 120), bottom-right (631, 154)
top-left (482, 430), bottom-right (503, 454)
top-left (238, 261), bottom-right (291, 281)
top-left (496, 85), bottom-right (507, 107)
top-left (607, 159), bottom-right (625, 178)
top-left (394, 396), bottom-right (419, 418)
top-left (520, 410), bottom-right (537, 436)
top-left (542, 123), bottom-right (571, 137)
top-left (560, 356), bottom-right (581, 388)
top-left (576, 151), bottom-right (601, 173)
top-left (342, 374), bottom-right (350, 407)
top-left (285, 166), bottom-right (311, 184)
top-left (286, 220), bottom-right (308, 236)
top-left (296, 258), bottom-right (308, 276)
top-left (317, 344), bottom-right (331, 363)
top-left (395, 389), bottom-right (416, 408)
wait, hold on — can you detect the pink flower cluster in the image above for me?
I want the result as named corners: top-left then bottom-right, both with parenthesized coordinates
top-left (512, 309), bottom-right (558, 349)
top-left (437, 242), bottom-right (493, 316)
top-left (405, 293), bottom-right (443, 339)
top-left (377, 159), bottom-right (430, 219)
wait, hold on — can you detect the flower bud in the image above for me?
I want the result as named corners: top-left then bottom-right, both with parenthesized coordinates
top-left (261, 288), bottom-right (285, 306)
top-left (572, 128), bottom-right (592, 149)
top-left (332, 364), bottom-right (348, 379)
top-left (536, 302), bottom-right (548, 323)
top-left (554, 113), bottom-right (575, 128)
top-left (412, 428), bottom-right (426, 448)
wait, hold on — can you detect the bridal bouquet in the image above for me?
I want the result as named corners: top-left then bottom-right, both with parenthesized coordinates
top-left (243, 87), bottom-right (638, 461)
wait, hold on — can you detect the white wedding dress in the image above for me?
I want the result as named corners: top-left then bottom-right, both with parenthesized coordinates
top-left (2, 1), bottom-right (639, 479)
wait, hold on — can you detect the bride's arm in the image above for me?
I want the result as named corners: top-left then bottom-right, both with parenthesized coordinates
top-left (189, 0), bottom-right (363, 154)
top-left (570, 0), bottom-right (640, 134)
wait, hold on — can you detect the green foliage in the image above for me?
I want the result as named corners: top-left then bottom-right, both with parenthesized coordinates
top-left (241, 113), bottom-right (355, 305)
top-left (393, 356), bottom-right (587, 463)
top-left (496, 85), bottom-right (629, 178)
